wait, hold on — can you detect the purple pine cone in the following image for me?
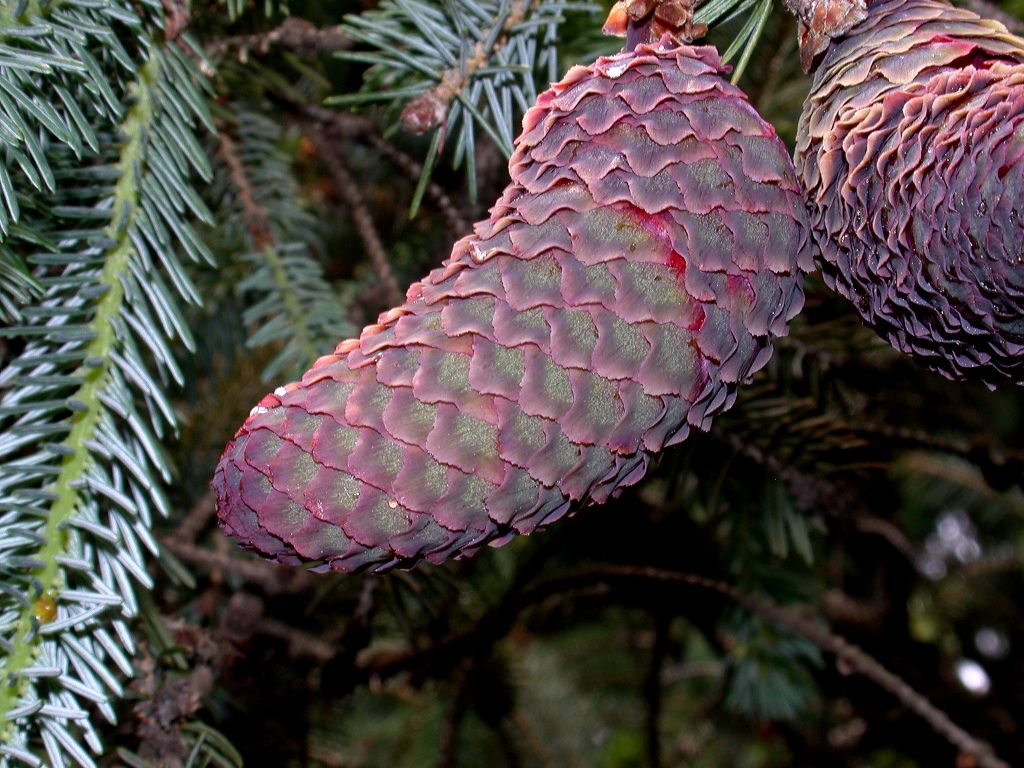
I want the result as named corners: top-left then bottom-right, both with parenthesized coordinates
top-left (212, 42), bottom-right (812, 574)
top-left (795, 0), bottom-right (1024, 385)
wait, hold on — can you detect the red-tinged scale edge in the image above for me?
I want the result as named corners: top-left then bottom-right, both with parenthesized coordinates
top-left (212, 41), bottom-right (813, 574)
top-left (795, 0), bottom-right (1024, 386)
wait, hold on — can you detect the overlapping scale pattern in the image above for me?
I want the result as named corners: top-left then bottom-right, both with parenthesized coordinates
top-left (212, 42), bottom-right (812, 573)
top-left (795, 0), bottom-right (1024, 385)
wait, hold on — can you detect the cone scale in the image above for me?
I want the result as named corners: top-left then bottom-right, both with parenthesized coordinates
top-left (212, 41), bottom-right (812, 573)
top-left (794, 0), bottom-right (1024, 385)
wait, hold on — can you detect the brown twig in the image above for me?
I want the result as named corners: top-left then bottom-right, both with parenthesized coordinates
top-left (208, 17), bottom-right (351, 61)
top-left (173, 490), bottom-right (216, 545)
top-left (255, 617), bottom-right (335, 662)
top-left (215, 118), bottom-right (329, 365)
top-left (960, 548), bottom-right (1024, 579)
top-left (400, 0), bottom-right (534, 133)
top-left (352, 576), bottom-right (379, 627)
top-left (854, 422), bottom-right (1024, 491)
top-left (161, 537), bottom-right (312, 595)
top-left (853, 516), bottom-right (920, 563)
top-left (291, 100), bottom-right (471, 234)
top-left (303, 123), bottom-right (405, 307)
top-left (821, 589), bottom-right (886, 628)
top-left (285, 100), bottom-right (375, 139)
top-left (215, 124), bottom-right (274, 250)
top-left (367, 135), bottom-right (470, 235)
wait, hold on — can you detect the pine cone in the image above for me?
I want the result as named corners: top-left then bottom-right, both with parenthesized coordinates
top-left (212, 42), bottom-right (812, 573)
top-left (794, 0), bottom-right (1024, 385)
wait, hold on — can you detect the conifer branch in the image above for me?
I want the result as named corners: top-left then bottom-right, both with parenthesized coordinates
top-left (399, 0), bottom-right (536, 135)
top-left (211, 110), bottom-right (353, 382)
top-left (209, 17), bottom-right (351, 61)
top-left (216, 127), bottom-right (274, 250)
top-left (333, 0), bottom-right (596, 199)
top-left (0, 53), bottom-right (164, 739)
top-left (252, 244), bottom-right (322, 370)
top-left (0, 1), bottom-right (152, 320)
top-left (217, 123), bottom-right (320, 369)
top-left (0, 7), bottom-right (214, 758)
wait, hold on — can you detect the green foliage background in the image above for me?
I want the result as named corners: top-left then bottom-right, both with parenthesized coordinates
top-left (0, 0), bottom-right (1021, 766)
